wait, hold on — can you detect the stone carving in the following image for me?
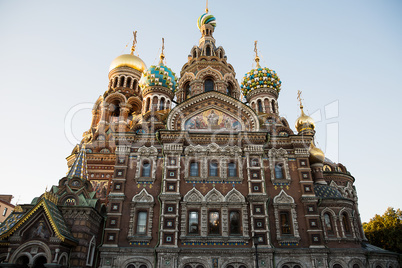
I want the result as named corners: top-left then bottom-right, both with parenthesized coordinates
top-left (205, 188), bottom-right (224, 203)
top-left (183, 188), bottom-right (203, 203)
top-left (132, 189), bottom-right (154, 203)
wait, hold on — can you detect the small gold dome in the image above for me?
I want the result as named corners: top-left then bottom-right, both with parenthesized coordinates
top-left (295, 108), bottom-right (315, 133)
top-left (109, 54), bottom-right (147, 72)
top-left (309, 142), bottom-right (325, 164)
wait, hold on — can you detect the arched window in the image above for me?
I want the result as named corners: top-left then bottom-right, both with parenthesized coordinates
top-left (126, 77), bottom-right (132, 88)
top-left (145, 98), bottom-right (150, 112)
top-left (119, 76), bottom-right (125, 87)
top-left (110, 101), bottom-right (120, 118)
top-left (188, 211), bottom-right (199, 234)
top-left (185, 82), bottom-right (191, 99)
top-left (152, 96), bottom-right (158, 111)
top-left (228, 162), bottom-right (236, 177)
top-left (209, 211), bottom-right (220, 234)
top-left (342, 213), bottom-right (351, 234)
top-left (159, 98), bottom-right (165, 111)
top-left (333, 265), bottom-right (343, 268)
top-left (280, 211), bottom-right (291, 234)
top-left (275, 163), bottom-right (284, 179)
top-left (136, 211), bottom-right (147, 234)
top-left (324, 213), bottom-right (334, 234)
top-left (204, 79), bottom-right (214, 92)
top-left (229, 211), bottom-right (241, 234)
top-left (353, 264), bottom-right (360, 268)
top-left (113, 77), bottom-right (118, 88)
top-left (258, 100), bottom-right (263, 113)
top-left (190, 162), bottom-right (199, 177)
top-left (226, 84), bottom-right (232, 96)
top-left (206, 46), bottom-right (211, 56)
top-left (141, 161), bottom-right (151, 177)
top-left (272, 99), bottom-right (276, 113)
top-left (209, 161), bottom-right (218, 177)
top-left (133, 79), bottom-right (138, 92)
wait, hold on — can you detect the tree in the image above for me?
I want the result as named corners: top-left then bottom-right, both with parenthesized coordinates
top-left (363, 207), bottom-right (402, 253)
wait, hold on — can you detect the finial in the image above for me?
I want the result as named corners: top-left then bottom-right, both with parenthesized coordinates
top-left (254, 41), bottom-right (261, 68)
top-left (206, 0), bottom-right (209, 13)
top-left (159, 37), bottom-right (165, 64)
top-left (130, 31), bottom-right (137, 55)
top-left (297, 90), bottom-right (304, 110)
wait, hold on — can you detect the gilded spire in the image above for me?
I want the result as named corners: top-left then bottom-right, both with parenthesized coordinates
top-left (130, 31), bottom-right (137, 55)
top-left (206, 0), bottom-right (209, 13)
top-left (254, 41), bottom-right (261, 68)
top-left (297, 90), bottom-right (304, 110)
top-left (159, 37), bottom-right (165, 65)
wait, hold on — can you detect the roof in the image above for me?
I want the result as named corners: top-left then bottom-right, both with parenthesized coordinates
top-left (66, 147), bottom-right (88, 180)
top-left (314, 184), bottom-right (344, 199)
top-left (0, 198), bottom-right (77, 245)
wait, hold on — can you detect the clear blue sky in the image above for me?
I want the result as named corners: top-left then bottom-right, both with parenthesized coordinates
top-left (0, 0), bottom-right (401, 222)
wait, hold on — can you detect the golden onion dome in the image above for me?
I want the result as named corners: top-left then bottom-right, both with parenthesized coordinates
top-left (295, 107), bottom-right (315, 133)
top-left (109, 54), bottom-right (147, 73)
top-left (309, 142), bottom-right (325, 164)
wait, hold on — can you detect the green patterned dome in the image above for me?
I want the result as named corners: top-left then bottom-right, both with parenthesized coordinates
top-left (241, 67), bottom-right (282, 97)
top-left (141, 63), bottom-right (178, 92)
top-left (197, 13), bottom-right (216, 30)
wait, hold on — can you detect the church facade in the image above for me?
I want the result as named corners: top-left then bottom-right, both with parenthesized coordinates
top-left (0, 10), bottom-right (399, 268)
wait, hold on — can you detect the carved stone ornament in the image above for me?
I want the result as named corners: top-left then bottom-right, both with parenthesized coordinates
top-left (132, 188), bottom-right (154, 203)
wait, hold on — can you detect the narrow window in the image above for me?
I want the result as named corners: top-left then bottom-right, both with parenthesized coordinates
top-left (204, 79), bottom-right (214, 92)
top-left (275, 163), bottom-right (284, 179)
top-left (145, 98), bottom-right (150, 112)
top-left (206, 46), bottom-right (211, 56)
top-left (133, 79), bottom-right (138, 92)
top-left (142, 161), bottom-right (151, 177)
top-left (188, 211), bottom-right (199, 234)
top-left (209, 161), bottom-right (218, 177)
top-left (185, 82), bottom-right (191, 99)
top-left (324, 213), bottom-right (334, 234)
top-left (251, 158), bottom-right (259, 167)
top-left (2, 208), bottom-right (7, 216)
top-left (193, 50), bottom-right (196, 58)
top-left (272, 99), bottom-right (276, 113)
top-left (126, 77), bottom-right (132, 88)
top-left (209, 211), bottom-right (220, 235)
top-left (86, 235), bottom-right (96, 266)
top-left (113, 77), bottom-right (118, 88)
top-left (342, 213), bottom-right (351, 234)
top-left (258, 100), bottom-right (263, 113)
top-left (159, 98), bottom-right (165, 111)
top-left (119, 76), bottom-right (125, 87)
top-left (190, 162), bottom-right (199, 177)
top-left (229, 211), bottom-right (241, 235)
top-left (226, 84), bottom-right (232, 96)
top-left (280, 211), bottom-right (291, 234)
top-left (228, 162), bottom-right (237, 177)
top-left (136, 211), bottom-right (147, 234)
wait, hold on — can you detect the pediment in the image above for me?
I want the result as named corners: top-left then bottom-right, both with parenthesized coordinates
top-left (273, 190), bottom-right (294, 204)
top-left (183, 188), bottom-right (203, 202)
top-left (167, 92), bottom-right (259, 132)
top-left (132, 189), bottom-right (154, 203)
top-left (205, 188), bottom-right (224, 203)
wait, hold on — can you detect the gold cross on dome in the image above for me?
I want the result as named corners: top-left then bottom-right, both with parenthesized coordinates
top-left (131, 30), bottom-right (137, 55)
top-left (254, 41), bottom-right (261, 68)
top-left (297, 90), bottom-right (303, 109)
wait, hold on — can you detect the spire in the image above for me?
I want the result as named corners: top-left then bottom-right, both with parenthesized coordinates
top-left (206, 0), bottom-right (209, 13)
top-left (254, 41), bottom-right (261, 68)
top-left (297, 90), bottom-right (304, 112)
top-left (130, 31), bottom-right (137, 55)
top-left (66, 146), bottom-right (88, 180)
top-left (159, 38), bottom-right (165, 65)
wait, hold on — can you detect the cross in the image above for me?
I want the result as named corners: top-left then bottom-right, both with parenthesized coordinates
top-left (131, 31), bottom-right (137, 55)
top-left (297, 90), bottom-right (303, 109)
top-left (200, 184), bottom-right (208, 193)
top-left (290, 163), bottom-right (297, 172)
top-left (159, 38), bottom-right (165, 64)
top-left (221, 183), bottom-right (228, 193)
top-left (254, 41), bottom-right (260, 67)
top-left (206, 0), bottom-right (209, 13)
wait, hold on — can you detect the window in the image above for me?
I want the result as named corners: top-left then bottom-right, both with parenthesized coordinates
top-left (185, 82), bottom-right (191, 99)
top-left (342, 213), bottom-right (351, 234)
top-left (258, 100), bottom-right (263, 113)
top-left (126, 77), bottom-right (132, 88)
top-left (160, 98), bottom-right (165, 110)
top-left (353, 265), bottom-right (360, 268)
top-left (119, 76), bottom-right (125, 87)
top-left (226, 84), bottom-right (232, 96)
top-left (324, 213), bottom-right (334, 234)
top-left (2, 208), bottom-right (7, 216)
top-left (206, 46), bottom-right (211, 56)
top-left (333, 265), bottom-right (343, 268)
top-left (209, 161), bottom-right (218, 177)
top-left (228, 162), bottom-right (237, 177)
top-left (251, 158), bottom-right (259, 167)
top-left (141, 161), bottom-right (151, 177)
top-left (190, 162), bottom-right (199, 177)
top-left (272, 99), bottom-right (276, 113)
top-left (145, 98), bottom-right (150, 112)
top-left (280, 211), bottom-right (291, 234)
top-left (275, 163), bottom-right (284, 179)
top-left (188, 211), bottom-right (199, 234)
top-left (229, 211), bottom-right (241, 235)
top-left (136, 211), bottom-right (147, 234)
top-left (204, 79), bottom-right (214, 92)
top-left (208, 211), bottom-right (220, 235)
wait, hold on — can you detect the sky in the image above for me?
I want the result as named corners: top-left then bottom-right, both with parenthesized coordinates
top-left (0, 0), bottom-right (401, 223)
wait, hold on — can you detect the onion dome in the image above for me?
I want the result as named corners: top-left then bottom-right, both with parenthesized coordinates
top-left (109, 54), bottom-right (147, 73)
top-left (197, 13), bottom-right (216, 30)
top-left (309, 141), bottom-right (325, 164)
top-left (140, 57), bottom-right (177, 92)
top-left (295, 107), bottom-right (315, 133)
top-left (241, 67), bottom-right (282, 97)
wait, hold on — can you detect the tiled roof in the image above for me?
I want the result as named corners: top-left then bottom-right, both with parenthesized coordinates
top-left (66, 147), bottom-right (88, 180)
top-left (314, 184), bottom-right (343, 199)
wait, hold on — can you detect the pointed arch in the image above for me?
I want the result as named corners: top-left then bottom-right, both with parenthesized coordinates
top-left (224, 188), bottom-right (245, 203)
top-left (183, 187), bottom-right (204, 203)
top-left (205, 188), bottom-right (224, 203)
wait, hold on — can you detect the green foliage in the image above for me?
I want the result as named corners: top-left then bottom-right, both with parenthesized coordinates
top-left (363, 207), bottom-right (402, 253)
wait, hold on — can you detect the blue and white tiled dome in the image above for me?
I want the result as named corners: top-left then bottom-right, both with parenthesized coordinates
top-left (141, 63), bottom-right (177, 92)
